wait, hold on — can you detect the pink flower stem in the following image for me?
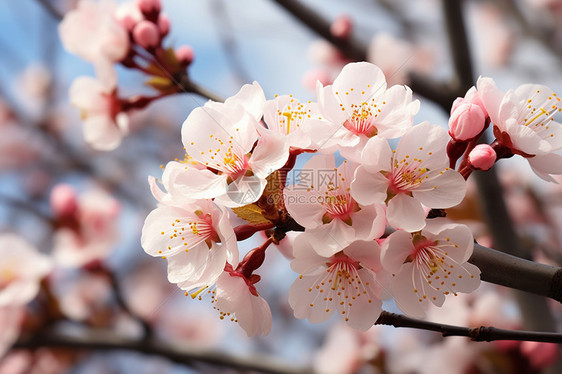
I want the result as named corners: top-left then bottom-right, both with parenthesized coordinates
top-left (238, 237), bottom-right (274, 279)
top-left (234, 222), bottom-right (276, 241)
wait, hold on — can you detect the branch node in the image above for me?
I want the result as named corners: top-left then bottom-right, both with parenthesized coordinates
top-left (469, 326), bottom-right (494, 342)
top-left (548, 268), bottom-right (562, 303)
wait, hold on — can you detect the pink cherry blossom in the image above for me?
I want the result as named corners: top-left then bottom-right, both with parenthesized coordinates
top-left (330, 15), bottom-right (353, 39)
top-left (0, 234), bottom-right (53, 307)
top-left (289, 236), bottom-right (386, 330)
top-left (213, 270), bottom-right (272, 337)
top-left (316, 62), bottom-right (420, 162)
top-left (141, 198), bottom-right (238, 293)
top-left (69, 75), bottom-right (129, 151)
top-left (284, 155), bottom-right (386, 257)
top-left (351, 123), bottom-right (466, 232)
top-left (381, 218), bottom-right (481, 318)
top-left (52, 188), bottom-right (120, 268)
top-left (477, 77), bottom-right (562, 181)
top-left (59, 0), bottom-right (129, 85)
top-left (180, 82), bottom-right (289, 207)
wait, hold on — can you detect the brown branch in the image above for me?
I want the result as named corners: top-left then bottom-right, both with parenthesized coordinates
top-left (13, 328), bottom-right (314, 374)
top-left (376, 311), bottom-right (562, 343)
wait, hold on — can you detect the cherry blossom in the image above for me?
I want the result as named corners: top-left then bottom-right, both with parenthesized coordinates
top-left (313, 323), bottom-right (383, 374)
top-left (477, 77), bottom-right (562, 181)
top-left (141, 199), bottom-right (238, 292)
top-left (351, 123), bottom-right (466, 232)
top-left (59, 0), bottom-right (129, 86)
top-left (284, 154), bottom-right (386, 257)
top-left (0, 234), bottom-right (53, 307)
top-left (315, 61), bottom-right (419, 162)
top-left (52, 188), bottom-right (120, 268)
top-left (213, 269), bottom-right (272, 337)
top-left (69, 75), bottom-right (129, 151)
top-left (381, 218), bottom-right (481, 318)
top-left (289, 236), bottom-right (386, 330)
top-left (262, 95), bottom-right (322, 150)
top-left (180, 82), bottom-right (289, 207)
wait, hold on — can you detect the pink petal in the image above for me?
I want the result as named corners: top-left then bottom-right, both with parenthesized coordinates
top-left (350, 165), bottom-right (388, 205)
top-left (387, 194), bottom-right (426, 232)
top-left (413, 169), bottom-right (466, 209)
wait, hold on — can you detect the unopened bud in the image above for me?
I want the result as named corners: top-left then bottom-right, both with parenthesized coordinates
top-left (115, 3), bottom-right (143, 31)
top-left (451, 86), bottom-right (486, 114)
top-left (137, 0), bottom-right (161, 19)
top-left (133, 20), bottom-right (160, 49)
top-left (468, 144), bottom-right (496, 171)
top-left (50, 184), bottom-right (78, 217)
top-left (448, 103), bottom-right (486, 141)
top-left (157, 14), bottom-right (170, 37)
top-left (330, 15), bottom-right (353, 39)
top-left (175, 45), bottom-right (194, 66)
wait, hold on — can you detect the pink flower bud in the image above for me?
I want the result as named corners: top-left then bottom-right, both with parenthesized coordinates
top-left (157, 14), bottom-right (170, 37)
top-left (520, 341), bottom-right (559, 370)
top-left (115, 3), bottom-right (143, 31)
top-left (330, 15), bottom-right (353, 39)
top-left (132, 20), bottom-right (160, 49)
top-left (137, 0), bottom-right (161, 15)
top-left (451, 86), bottom-right (486, 115)
top-left (50, 184), bottom-right (78, 218)
top-left (468, 144), bottom-right (496, 171)
top-left (448, 103), bottom-right (486, 141)
top-left (175, 45), bottom-right (194, 66)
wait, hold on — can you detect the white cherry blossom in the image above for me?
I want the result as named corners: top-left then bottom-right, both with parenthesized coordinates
top-left (477, 77), bottom-right (562, 181)
top-left (351, 122), bottom-right (466, 232)
top-left (141, 199), bottom-right (238, 292)
top-left (262, 95), bottom-right (327, 150)
top-left (381, 218), bottom-right (481, 318)
top-left (0, 234), bottom-right (53, 307)
top-left (289, 236), bottom-right (386, 331)
top-left (315, 61), bottom-right (419, 162)
top-left (69, 75), bottom-right (129, 151)
top-left (213, 271), bottom-right (272, 337)
top-left (59, 0), bottom-right (129, 86)
top-left (181, 82), bottom-right (289, 207)
top-left (284, 154), bottom-right (386, 257)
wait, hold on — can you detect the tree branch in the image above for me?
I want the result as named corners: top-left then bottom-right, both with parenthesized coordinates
top-left (470, 243), bottom-right (562, 303)
top-left (376, 311), bottom-right (562, 343)
top-left (13, 328), bottom-right (313, 374)
top-left (35, 0), bottom-right (63, 21)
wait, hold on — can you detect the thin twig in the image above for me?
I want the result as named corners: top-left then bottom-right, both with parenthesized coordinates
top-left (35, 0), bottom-right (63, 21)
top-left (376, 311), bottom-right (562, 343)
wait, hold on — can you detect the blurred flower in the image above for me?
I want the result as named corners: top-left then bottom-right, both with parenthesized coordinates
top-left (59, 0), bottom-right (129, 86)
top-left (69, 75), bottom-right (129, 151)
top-left (0, 306), bottom-right (25, 359)
top-left (51, 187), bottom-right (120, 268)
top-left (0, 234), bottom-right (53, 307)
top-left (368, 32), bottom-right (434, 86)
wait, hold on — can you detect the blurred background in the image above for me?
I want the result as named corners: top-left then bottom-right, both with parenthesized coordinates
top-left (1, 0), bottom-right (562, 373)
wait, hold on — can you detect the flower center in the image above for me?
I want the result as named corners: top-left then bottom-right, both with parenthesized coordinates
top-left (343, 102), bottom-right (379, 137)
top-left (386, 158), bottom-right (428, 196)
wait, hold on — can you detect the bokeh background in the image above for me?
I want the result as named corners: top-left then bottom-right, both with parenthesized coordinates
top-left (1, 0), bottom-right (562, 373)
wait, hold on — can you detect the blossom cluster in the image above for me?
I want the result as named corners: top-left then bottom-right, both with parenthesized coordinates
top-left (141, 58), bottom-right (561, 337)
